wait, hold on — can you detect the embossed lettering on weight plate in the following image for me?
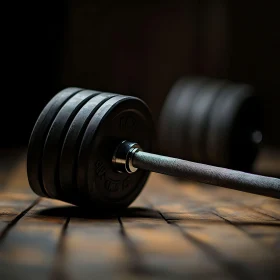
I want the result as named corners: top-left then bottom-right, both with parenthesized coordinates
top-left (95, 160), bottom-right (121, 193)
top-left (96, 160), bottom-right (106, 177)
top-left (122, 176), bottom-right (131, 191)
top-left (119, 116), bottom-right (136, 132)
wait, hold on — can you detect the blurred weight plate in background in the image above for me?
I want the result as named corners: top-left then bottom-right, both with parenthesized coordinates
top-left (159, 77), bottom-right (263, 171)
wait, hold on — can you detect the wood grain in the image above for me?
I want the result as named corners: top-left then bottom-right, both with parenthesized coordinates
top-left (0, 151), bottom-right (280, 279)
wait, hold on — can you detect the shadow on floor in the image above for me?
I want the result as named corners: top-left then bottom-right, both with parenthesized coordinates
top-left (34, 205), bottom-right (280, 227)
top-left (36, 206), bottom-right (161, 220)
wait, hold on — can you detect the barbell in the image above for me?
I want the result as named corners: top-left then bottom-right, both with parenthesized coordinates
top-left (27, 87), bottom-right (280, 210)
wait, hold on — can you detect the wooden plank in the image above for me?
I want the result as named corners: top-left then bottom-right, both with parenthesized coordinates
top-left (0, 195), bottom-right (67, 280)
top-left (213, 205), bottom-right (279, 224)
top-left (239, 224), bottom-right (280, 257)
top-left (145, 176), bottom-right (280, 279)
top-left (253, 200), bottom-right (280, 220)
top-left (0, 150), bottom-right (280, 279)
top-left (120, 195), bottom-right (232, 278)
top-left (120, 216), bottom-right (232, 279)
top-left (56, 217), bottom-right (130, 280)
top-left (0, 192), bottom-right (37, 222)
top-left (0, 149), bottom-right (23, 188)
top-left (168, 219), bottom-right (280, 280)
top-left (0, 221), bottom-right (6, 232)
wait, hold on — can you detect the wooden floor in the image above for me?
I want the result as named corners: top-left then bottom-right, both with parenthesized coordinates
top-left (0, 150), bottom-right (280, 279)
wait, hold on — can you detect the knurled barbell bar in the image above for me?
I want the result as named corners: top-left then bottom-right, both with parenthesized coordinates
top-left (159, 77), bottom-right (263, 171)
top-left (27, 88), bottom-right (280, 210)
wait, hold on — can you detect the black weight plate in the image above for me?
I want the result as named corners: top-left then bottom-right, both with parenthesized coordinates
top-left (159, 78), bottom-right (190, 157)
top-left (169, 78), bottom-right (197, 158)
top-left (159, 77), bottom-right (209, 159)
top-left (59, 92), bottom-right (117, 203)
top-left (227, 88), bottom-right (262, 171)
top-left (27, 87), bottom-right (83, 197)
top-left (165, 77), bottom-right (200, 158)
top-left (206, 84), bottom-right (259, 169)
top-left (77, 96), bottom-right (154, 210)
top-left (206, 84), bottom-right (241, 166)
top-left (175, 78), bottom-right (210, 161)
top-left (179, 78), bottom-right (211, 161)
top-left (188, 80), bottom-right (228, 163)
top-left (42, 90), bottom-right (99, 198)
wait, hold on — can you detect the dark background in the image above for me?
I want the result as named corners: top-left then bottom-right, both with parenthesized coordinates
top-left (2, 1), bottom-right (280, 148)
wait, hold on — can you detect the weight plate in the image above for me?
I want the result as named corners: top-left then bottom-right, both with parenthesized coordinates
top-left (188, 80), bottom-right (228, 163)
top-left (59, 92), bottom-right (117, 203)
top-left (27, 87), bottom-right (83, 197)
top-left (159, 78), bottom-right (189, 157)
top-left (174, 77), bottom-right (210, 160)
top-left (41, 90), bottom-right (99, 198)
top-left (227, 88), bottom-right (262, 171)
top-left (77, 96), bottom-right (154, 210)
top-left (206, 84), bottom-right (241, 166)
top-left (206, 84), bottom-right (261, 170)
top-left (159, 77), bottom-right (209, 160)
top-left (169, 78), bottom-right (197, 158)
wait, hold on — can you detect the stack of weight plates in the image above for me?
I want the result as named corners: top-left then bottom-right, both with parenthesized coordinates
top-left (27, 88), bottom-right (154, 209)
